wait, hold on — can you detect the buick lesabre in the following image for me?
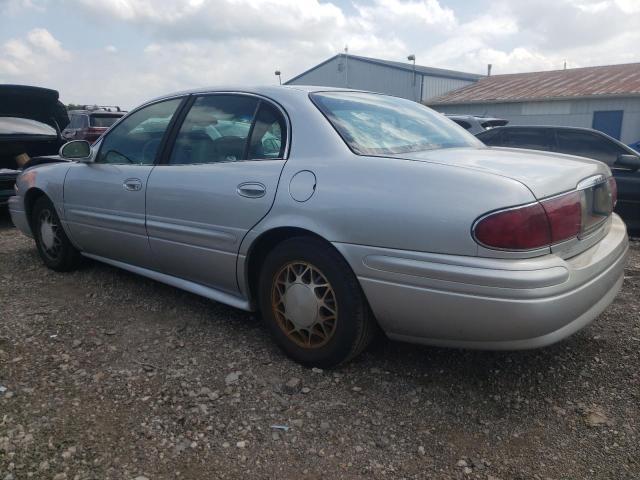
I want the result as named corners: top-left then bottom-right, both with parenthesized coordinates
top-left (9, 86), bottom-right (629, 367)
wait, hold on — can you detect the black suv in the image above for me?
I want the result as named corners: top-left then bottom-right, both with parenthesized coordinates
top-left (477, 126), bottom-right (640, 233)
top-left (62, 106), bottom-right (126, 144)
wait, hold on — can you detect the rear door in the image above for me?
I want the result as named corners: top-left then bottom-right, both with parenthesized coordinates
top-left (145, 93), bottom-right (288, 293)
top-left (64, 97), bottom-right (184, 268)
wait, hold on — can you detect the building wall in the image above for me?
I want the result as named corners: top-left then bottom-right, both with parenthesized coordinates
top-left (432, 97), bottom-right (640, 144)
top-left (287, 56), bottom-right (475, 103)
top-left (422, 76), bottom-right (474, 102)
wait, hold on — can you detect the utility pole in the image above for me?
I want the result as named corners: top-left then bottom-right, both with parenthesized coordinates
top-left (408, 54), bottom-right (416, 101)
top-left (344, 45), bottom-right (349, 88)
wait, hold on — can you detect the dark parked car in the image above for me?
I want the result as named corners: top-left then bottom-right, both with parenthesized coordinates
top-left (0, 85), bottom-right (69, 205)
top-left (445, 114), bottom-right (508, 134)
top-left (62, 106), bottom-right (126, 144)
top-left (477, 126), bottom-right (640, 233)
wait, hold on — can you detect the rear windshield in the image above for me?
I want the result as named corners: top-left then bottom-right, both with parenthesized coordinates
top-left (90, 115), bottom-right (122, 128)
top-left (311, 91), bottom-right (481, 155)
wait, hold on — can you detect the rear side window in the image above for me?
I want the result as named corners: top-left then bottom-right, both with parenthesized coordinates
top-left (501, 129), bottom-right (553, 151)
top-left (312, 91), bottom-right (481, 155)
top-left (556, 130), bottom-right (626, 165)
top-left (248, 103), bottom-right (286, 159)
top-left (169, 95), bottom-right (258, 165)
top-left (169, 95), bottom-right (286, 165)
top-left (90, 114), bottom-right (122, 128)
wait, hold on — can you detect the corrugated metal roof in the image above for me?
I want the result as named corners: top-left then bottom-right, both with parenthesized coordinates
top-left (286, 54), bottom-right (483, 84)
top-left (429, 63), bottom-right (640, 105)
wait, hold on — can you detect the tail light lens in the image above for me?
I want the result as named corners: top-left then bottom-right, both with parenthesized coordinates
top-left (540, 191), bottom-right (582, 243)
top-left (473, 177), bottom-right (613, 251)
top-left (474, 203), bottom-right (551, 250)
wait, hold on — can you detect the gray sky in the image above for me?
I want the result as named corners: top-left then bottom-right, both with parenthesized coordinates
top-left (1, 0), bottom-right (639, 108)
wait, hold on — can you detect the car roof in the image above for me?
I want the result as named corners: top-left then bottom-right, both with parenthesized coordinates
top-left (485, 125), bottom-right (601, 132)
top-left (446, 114), bottom-right (504, 121)
top-left (69, 109), bottom-right (126, 115)
top-left (144, 85), bottom-right (385, 106)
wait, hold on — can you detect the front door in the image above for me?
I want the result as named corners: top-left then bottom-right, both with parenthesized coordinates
top-left (146, 94), bottom-right (288, 294)
top-left (64, 98), bottom-right (184, 268)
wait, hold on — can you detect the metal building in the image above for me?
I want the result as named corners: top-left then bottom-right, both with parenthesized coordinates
top-left (429, 63), bottom-right (640, 144)
top-left (285, 54), bottom-right (482, 103)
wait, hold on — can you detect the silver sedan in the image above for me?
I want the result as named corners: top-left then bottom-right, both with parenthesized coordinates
top-left (9, 86), bottom-right (629, 367)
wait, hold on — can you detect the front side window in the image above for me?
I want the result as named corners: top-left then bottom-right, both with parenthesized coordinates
top-left (311, 91), bottom-right (481, 156)
top-left (169, 95), bottom-right (259, 165)
top-left (96, 98), bottom-right (182, 165)
top-left (556, 130), bottom-right (626, 165)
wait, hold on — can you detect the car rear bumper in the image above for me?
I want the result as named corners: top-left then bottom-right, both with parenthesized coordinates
top-left (8, 194), bottom-right (32, 237)
top-left (334, 214), bottom-right (628, 350)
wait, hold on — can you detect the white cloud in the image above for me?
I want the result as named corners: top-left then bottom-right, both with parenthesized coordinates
top-left (0, 0), bottom-right (638, 107)
top-left (0, 28), bottom-right (71, 81)
top-left (0, 0), bottom-right (46, 14)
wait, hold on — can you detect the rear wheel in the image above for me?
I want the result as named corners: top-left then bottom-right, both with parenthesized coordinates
top-left (32, 196), bottom-right (81, 271)
top-left (258, 237), bottom-right (375, 368)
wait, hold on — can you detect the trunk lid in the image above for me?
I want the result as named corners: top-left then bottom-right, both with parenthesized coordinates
top-left (0, 85), bottom-right (69, 132)
top-left (396, 146), bottom-right (610, 199)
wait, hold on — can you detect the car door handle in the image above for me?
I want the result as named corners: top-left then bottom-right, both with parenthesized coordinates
top-left (237, 182), bottom-right (266, 198)
top-left (123, 178), bottom-right (142, 191)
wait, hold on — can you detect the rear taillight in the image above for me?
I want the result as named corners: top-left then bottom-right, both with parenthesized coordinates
top-left (540, 191), bottom-right (582, 243)
top-left (473, 178), bottom-right (613, 251)
top-left (473, 203), bottom-right (551, 250)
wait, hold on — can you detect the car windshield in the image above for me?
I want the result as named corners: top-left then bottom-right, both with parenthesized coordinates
top-left (311, 91), bottom-right (481, 155)
top-left (90, 114), bottom-right (122, 128)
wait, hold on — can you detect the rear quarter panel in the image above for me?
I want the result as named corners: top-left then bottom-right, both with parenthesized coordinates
top-left (241, 89), bottom-right (538, 259)
top-left (249, 153), bottom-right (537, 257)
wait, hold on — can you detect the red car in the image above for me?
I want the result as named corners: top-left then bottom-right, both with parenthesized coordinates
top-left (62, 106), bottom-right (126, 144)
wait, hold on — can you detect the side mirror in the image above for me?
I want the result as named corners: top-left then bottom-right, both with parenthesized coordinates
top-left (60, 140), bottom-right (92, 161)
top-left (615, 153), bottom-right (640, 171)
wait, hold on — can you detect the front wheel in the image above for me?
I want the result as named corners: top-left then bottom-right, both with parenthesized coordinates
top-left (32, 196), bottom-right (81, 271)
top-left (258, 237), bottom-right (375, 368)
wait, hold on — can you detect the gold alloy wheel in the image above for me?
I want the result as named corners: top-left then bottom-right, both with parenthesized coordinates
top-left (271, 261), bottom-right (338, 349)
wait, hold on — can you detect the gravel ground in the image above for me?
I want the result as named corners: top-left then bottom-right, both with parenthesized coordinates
top-left (1, 208), bottom-right (639, 480)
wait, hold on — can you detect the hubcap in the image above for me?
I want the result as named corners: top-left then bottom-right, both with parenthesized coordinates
top-left (271, 261), bottom-right (337, 349)
top-left (39, 209), bottom-right (62, 259)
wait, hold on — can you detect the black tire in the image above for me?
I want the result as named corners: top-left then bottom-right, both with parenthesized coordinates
top-left (258, 236), bottom-right (375, 368)
top-left (31, 196), bottom-right (81, 271)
